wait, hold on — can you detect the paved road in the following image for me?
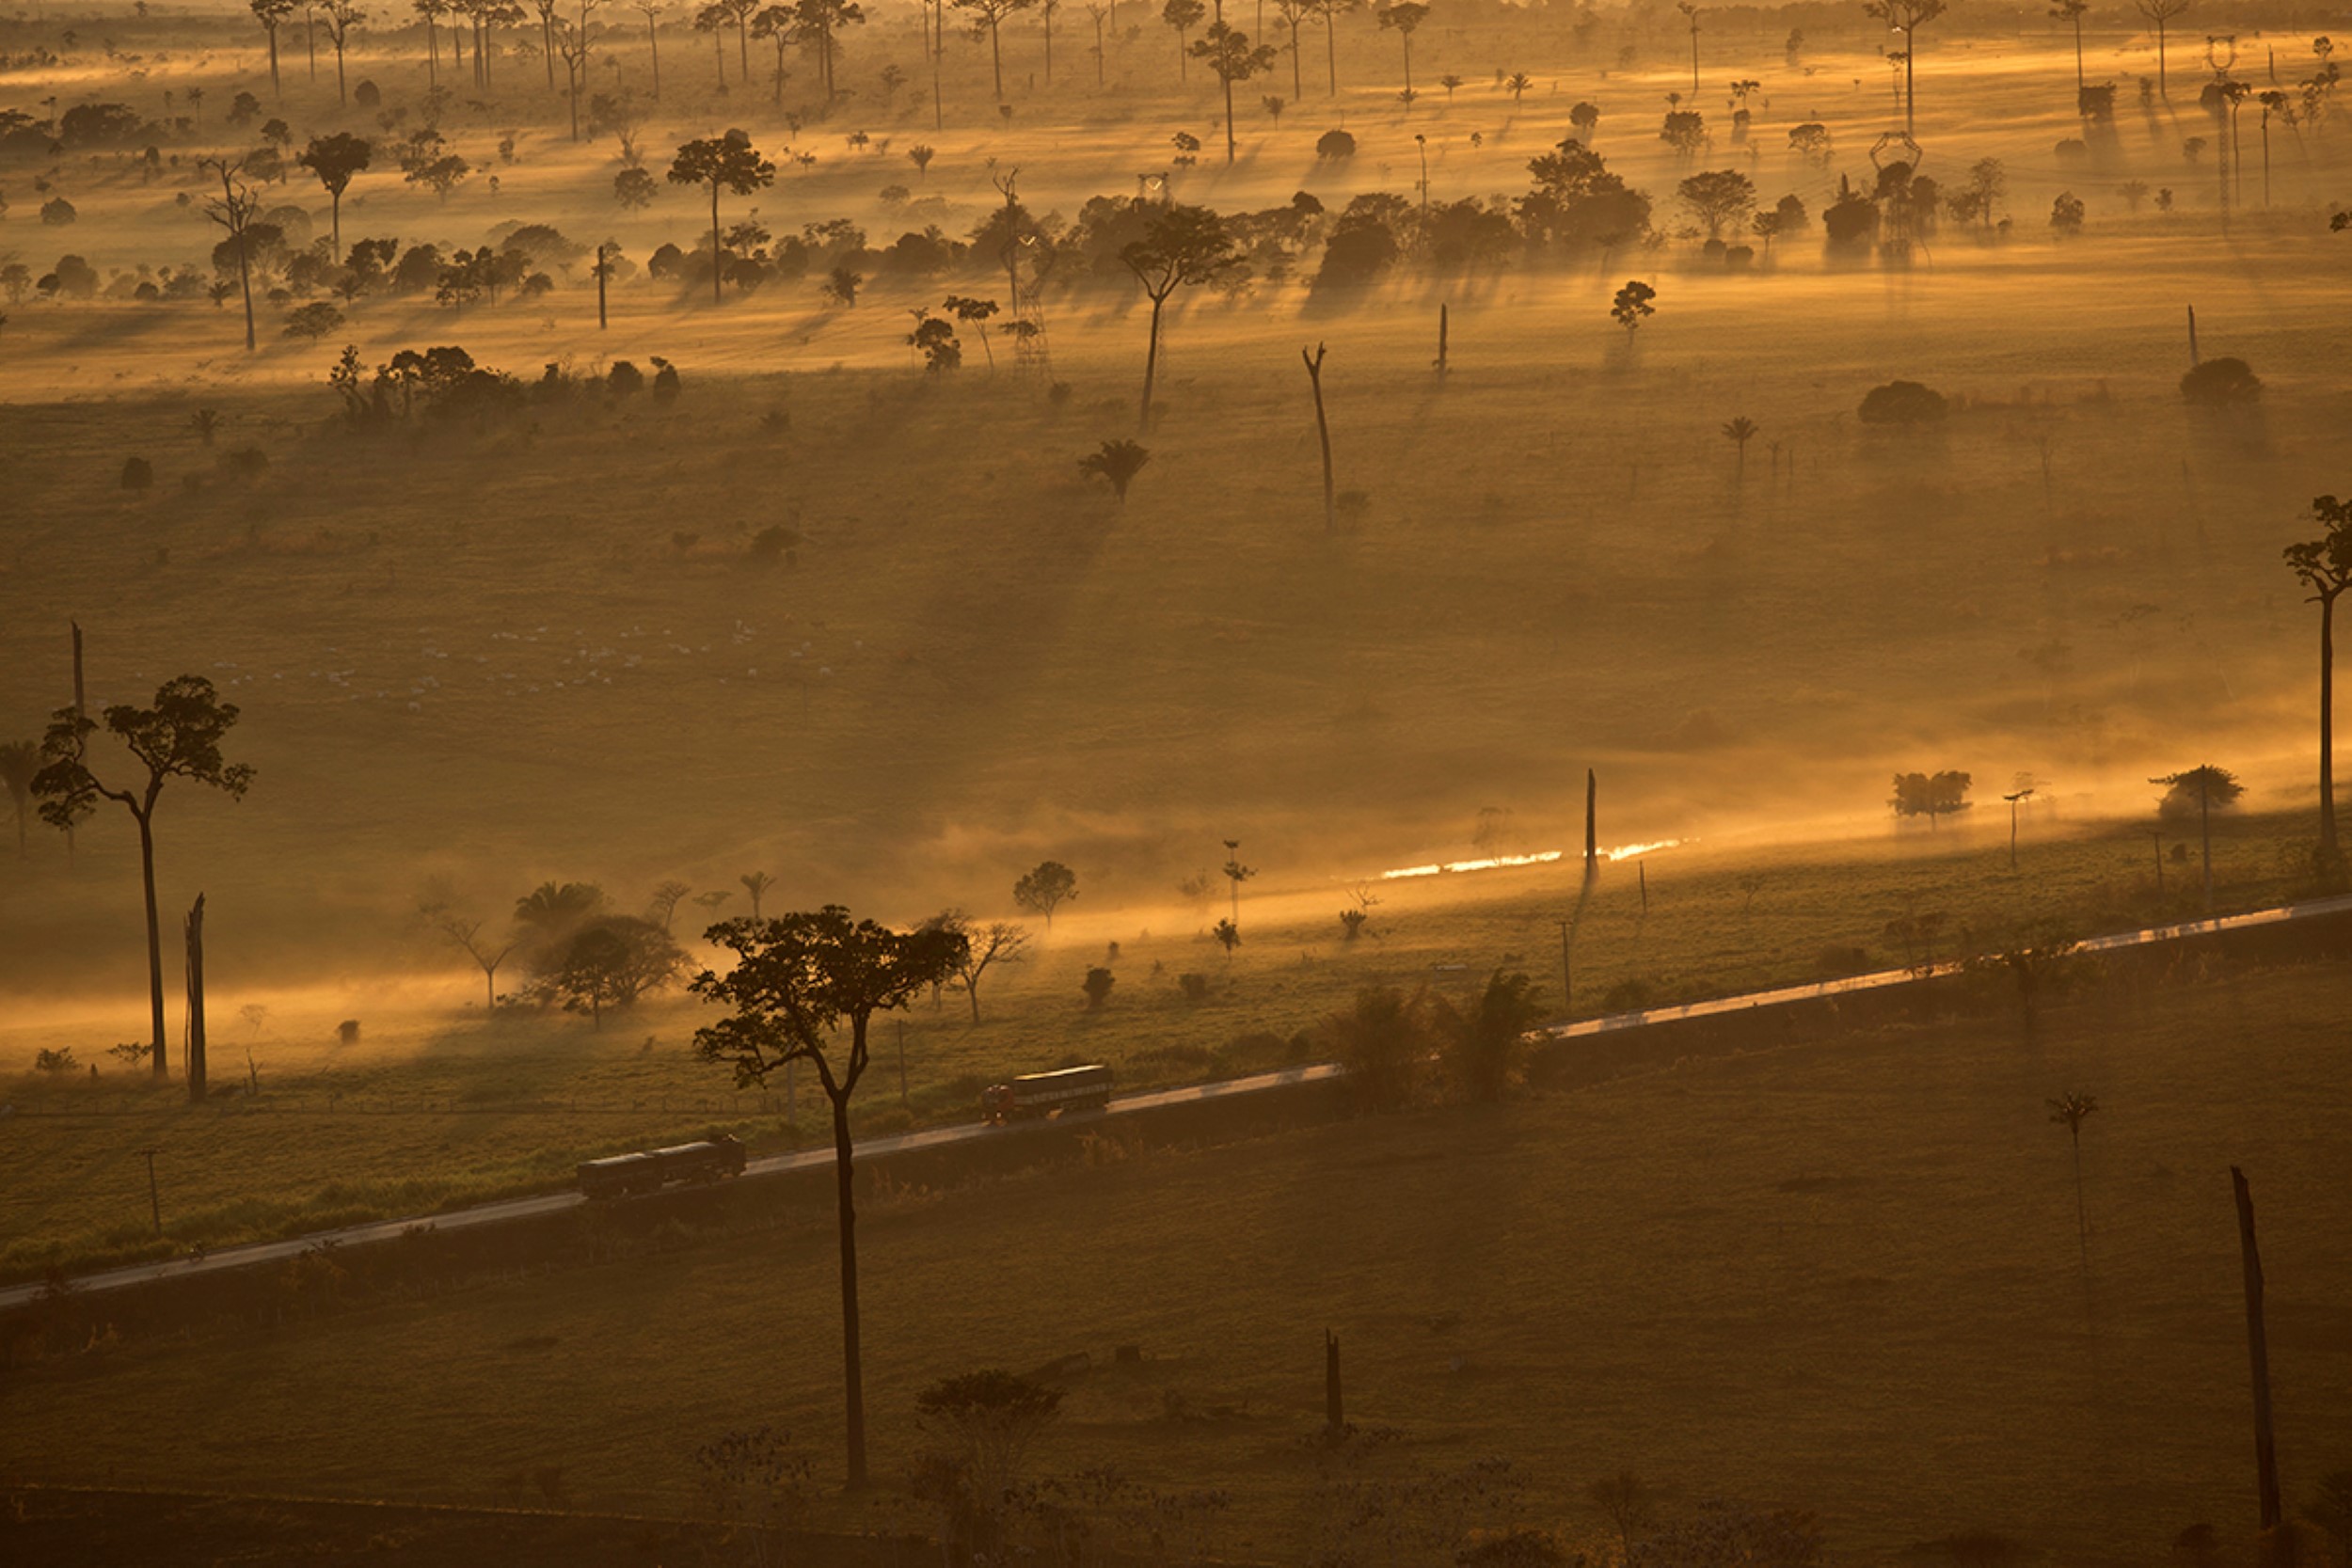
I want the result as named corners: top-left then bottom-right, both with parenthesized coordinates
top-left (0, 1063), bottom-right (1349, 1310)
top-left (8, 891), bottom-right (2345, 1312)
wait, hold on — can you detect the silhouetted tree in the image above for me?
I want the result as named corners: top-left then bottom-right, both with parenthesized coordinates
top-left (1377, 0), bottom-right (1427, 104)
top-left (739, 869), bottom-right (774, 917)
top-left (1161, 0), bottom-right (1204, 80)
top-left (1858, 379), bottom-right (1947, 424)
top-left (34, 675), bottom-right (256, 1077)
top-left (539, 915), bottom-right (685, 1024)
top-left (1677, 167), bottom-right (1755, 239)
top-left (1325, 984), bottom-right (1433, 1110)
top-left (948, 917), bottom-right (1029, 1022)
top-left (1863, 0), bottom-right (1945, 134)
top-left (323, 0), bottom-right (368, 104)
top-left (1891, 769), bottom-right (1971, 826)
top-left (1722, 415), bottom-right (1758, 480)
top-left (199, 156), bottom-right (266, 351)
top-left (297, 133), bottom-right (372, 256)
top-left (2181, 356), bottom-right (2261, 404)
top-left (1078, 437), bottom-right (1151, 502)
top-left (692, 907), bottom-right (966, 1489)
top-left (2284, 494), bottom-right (2352, 873)
top-left (2153, 764), bottom-right (2242, 909)
top-left (955, 0), bottom-right (1036, 100)
top-left (1013, 859), bottom-right (1078, 926)
top-left (426, 908), bottom-right (515, 1006)
top-left (1609, 277), bottom-right (1655, 337)
top-left (669, 131), bottom-right (777, 303)
top-left (1120, 204), bottom-right (1242, 430)
top-left (2137, 0), bottom-right (2191, 94)
top-left (252, 0), bottom-right (298, 95)
top-left (2047, 1090), bottom-right (2097, 1277)
top-left (1081, 964), bottom-right (1116, 1007)
top-left (1192, 21), bottom-right (1277, 163)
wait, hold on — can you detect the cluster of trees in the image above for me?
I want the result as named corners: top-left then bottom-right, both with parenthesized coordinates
top-left (422, 879), bottom-right (687, 1024)
top-left (1324, 969), bottom-right (1548, 1111)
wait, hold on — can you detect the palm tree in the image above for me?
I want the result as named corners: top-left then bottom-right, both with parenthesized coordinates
top-left (1502, 69), bottom-right (1531, 109)
top-left (2284, 495), bottom-right (2352, 879)
top-left (1722, 415), bottom-right (1758, 481)
top-left (1079, 438), bottom-right (1152, 502)
top-left (0, 740), bottom-right (39, 859)
top-left (739, 869), bottom-right (774, 918)
top-left (2047, 1091), bottom-right (2098, 1279)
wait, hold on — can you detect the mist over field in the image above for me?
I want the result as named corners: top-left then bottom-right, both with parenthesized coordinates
top-left (4, 0), bottom-right (2351, 1560)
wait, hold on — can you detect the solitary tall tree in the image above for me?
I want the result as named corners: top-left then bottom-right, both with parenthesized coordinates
top-left (953, 0), bottom-right (1035, 101)
top-left (2051, 0), bottom-right (2088, 93)
top-left (1120, 203), bottom-right (1242, 430)
top-left (692, 908), bottom-right (967, 1488)
top-left (954, 917), bottom-right (1031, 1022)
top-left (1863, 0), bottom-right (1945, 135)
top-left (252, 0), bottom-right (299, 96)
top-left (1722, 415), bottom-right (1758, 480)
top-left (1191, 20), bottom-right (1277, 163)
top-left (1012, 859), bottom-right (1078, 926)
top-left (1376, 0), bottom-right (1426, 103)
top-left (2136, 0), bottom-right (2190, 95)
top-left (322, 0), bottom-right (369, 105)
top-left (2284, 494), bottom-right (2352, 874)
top-left (198, 156), bottom-right (265, 352)
top-left (740, 868), bottom-right (774, 917)
top-left (1306, 0), bottom-right (1352, 94)
top-left (2152, 764), bottom-right (2243, 911)
top-left (1161, 0), bottom-right (1204, 81)
top-left (2047, 1090), bottom-right (2098, 1279)
top-left (669, 131), bottom-right (777, 303)
top-left (34, 676), bottom-right (256, 1079)
top-left (297, 132), bottom-right (373, 256)
top-left (414, 0), bottom-right (449, 85)
top-left (1674, 0), bottom-right (1700, 94)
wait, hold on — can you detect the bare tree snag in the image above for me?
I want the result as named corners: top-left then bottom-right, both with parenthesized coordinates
top-left (1584, 768), bottom-right (1598, 878)
top-left (1303, 342), bottom-right (1334, 533)
top-left (185, 894), bottom-right (207, 1101)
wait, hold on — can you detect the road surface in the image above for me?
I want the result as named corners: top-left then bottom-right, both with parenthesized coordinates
top-left (8, 891), bottom-right (2346, 1311)
top-left (0, 1063), bottom-right (1347, 1310)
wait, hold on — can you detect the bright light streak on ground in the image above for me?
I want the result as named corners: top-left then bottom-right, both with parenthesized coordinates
top-left (1374, 840), bottom-right (1687, 880)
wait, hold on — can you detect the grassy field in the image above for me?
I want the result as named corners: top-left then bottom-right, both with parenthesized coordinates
top-left (0, 804), bottom-right (2331, 1282)
top-left (6, 959), bottom-right (2349, 1565)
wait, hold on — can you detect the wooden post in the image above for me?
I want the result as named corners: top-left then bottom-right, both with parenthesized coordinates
top-left (1584, 768), bottom-right (1597, 878)
top-left (2153, 832), bottom-right (2166, 894)
top-left (2187, 304), bottom-right (2201, 366)
top-left (1435, 303), bottom-right (1448, 376)
top-left (1639, 860), bottom-right (1649, 916)
top-left (184, 894), bottom-right (207, 1102)
top-left (2232, 1166), bottom-right (2283, 1538)
top-left (1303, 342), bottom-right (1335, 534)
top-left (1324, 1329), bottom-right (1343, 1440)
top-left (596, 243), bottom-right (609, 329)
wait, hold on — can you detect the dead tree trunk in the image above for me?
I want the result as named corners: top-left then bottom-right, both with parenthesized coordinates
top-left (1435, 303), bottom-right (1448, 375)
top-left (1303, 342), bottom-right (1335, 533)
top-left (185, 893), bottom-right (207, 1102)
top-left (2232, 1165), bottom-right (2283, 1540)
top-left (1584, 768), bottom-right (1598, 878)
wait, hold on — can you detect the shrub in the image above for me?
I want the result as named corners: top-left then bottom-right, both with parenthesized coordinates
top-left (217, 446), bottom-right (269, 481)
top-left (749, 525), bottom-right (800, 563)
top-left (119, 455), bottom-right (153, 492)
top-left (1857, 379), bottom-right (1948, 425)
top-left (40, 197), bottom-right (75, 226)
top-left (33, 1047), bottom-right (78, 1073)
top-left (1600, 976), bottom-right (1659, 1012)
top-left (1177, 972), bottom-right (1211, 1004)
top-left (1081, 967), bottom-right (1116, 1010)
top-left (650, 356), bottom-right (681, 403)
top-left (1315, 128), bottom-right (1357, 160)
top-left (1325, 985), bottom-right (1434, 1110)
top-left (282, 301), bottom-right (345, 341)
top-left (608, 359), bottom-right (644, 396)
top-left (2180, 356), bottom-right (2261, 405)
